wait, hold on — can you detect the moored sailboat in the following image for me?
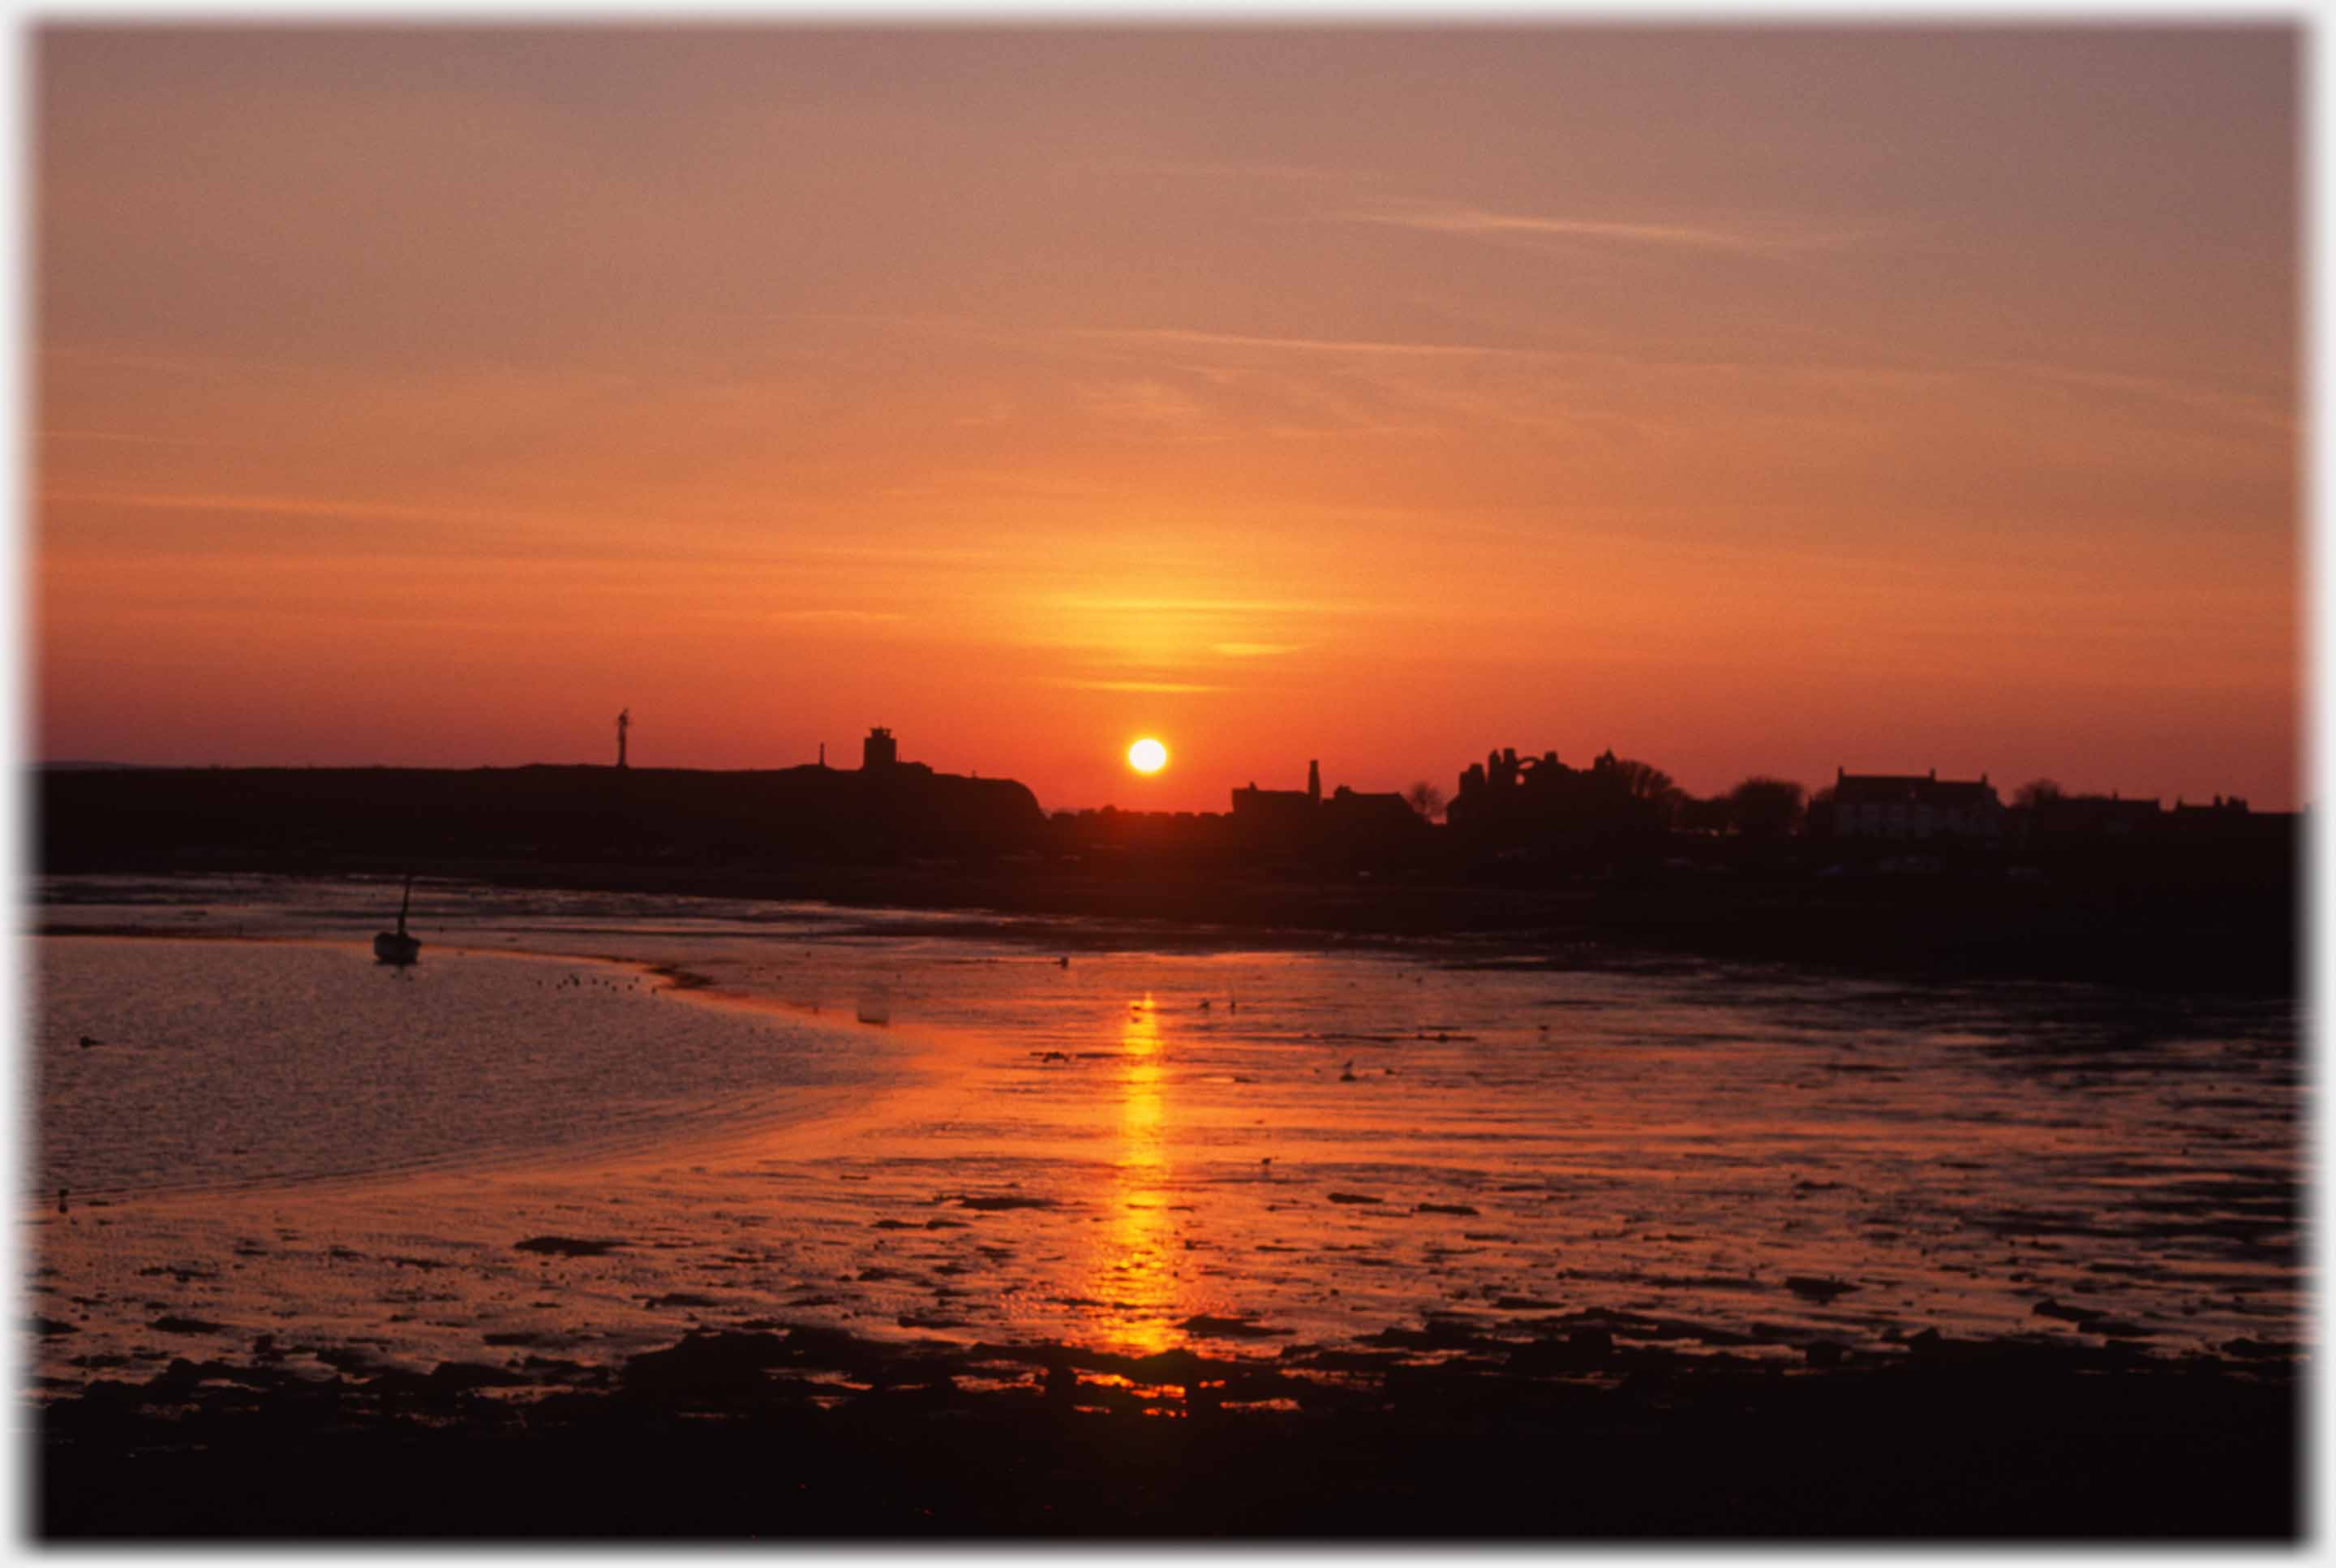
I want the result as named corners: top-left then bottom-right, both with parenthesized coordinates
top-left (374, 872), bottom-right (421, 965)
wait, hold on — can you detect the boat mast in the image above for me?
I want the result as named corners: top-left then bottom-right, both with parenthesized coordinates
top-left (397, 870), bottom-right (413, 936)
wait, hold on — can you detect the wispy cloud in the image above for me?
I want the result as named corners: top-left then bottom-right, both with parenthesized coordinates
top-left (791, 543), bottom-right (1001, 565)
top-left (39, 488), bottom-right (554, 529)
top-left (1335, 203), bottom-right (1868, 256)
top-left (1074, 326), bottom-right (1527, 360)
top-left (38, 429), bottom-right (227, 448)
top-left (1993, 361), bottom-right (2294, 434)
top-left (41, 346), bottom-right (223, 378)
top-left (1054, 595), bottom-right (1376, 618)
top-left (1213, 642), bottom-right (1308, 658)
top-left (1080, 156), bottom-right (1360, 186)
top-left (1074, 378), bottom-right (1217, 430)
top-left (1052, 678), bottom-right (1229, 694)
top-left (766, 609), bottom-right (908, 624)
top-left (40, 491), bottom-right (1013, 571)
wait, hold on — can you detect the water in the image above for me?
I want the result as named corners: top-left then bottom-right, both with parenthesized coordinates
top-left (27, 874), bottom-right (2304, 1392)
top-left (36, 941), bottom-right (891, 1195)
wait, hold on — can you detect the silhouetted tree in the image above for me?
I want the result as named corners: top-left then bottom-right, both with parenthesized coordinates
top-left (1608, 758), bottom-right (1672, 797)
top-left (2015, 778), bottom-right (2063, 810)
top-left (1673, 794), bottom-right (1732, 836)
top-left (1608, 758), bottom-right (1680, 827)
top-left (1726, 776), bottom-right (1806, 839)
top-left (1404, 780), bottom-right (1446, 823)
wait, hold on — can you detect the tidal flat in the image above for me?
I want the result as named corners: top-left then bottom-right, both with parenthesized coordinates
top-left (28, 875), bottom-right (2304, 1538)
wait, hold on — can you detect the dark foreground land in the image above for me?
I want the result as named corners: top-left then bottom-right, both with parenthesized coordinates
top-left (36, 1324), bottom-right (2297, 1540)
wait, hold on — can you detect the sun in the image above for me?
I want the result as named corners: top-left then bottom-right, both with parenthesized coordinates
top-left (1127, 737), bottom-right (1168, 775)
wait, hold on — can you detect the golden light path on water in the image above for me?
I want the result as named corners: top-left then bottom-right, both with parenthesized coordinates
top-left (1093, 994), bottom-right (1179, 1356)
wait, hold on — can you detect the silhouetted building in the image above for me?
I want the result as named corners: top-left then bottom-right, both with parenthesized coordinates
top-left (855, 725), bottom-right (938, 787)
top-left (1448, 747), bottom-right (1559, 830)
top-left (1322, 784), bottom-right (1418, 837)
top-left (1230, 759), bottom-right (1321, 837)
top-left (1226, 758), bottom-right (1425, 863)
top-left (2162, 794), bottom-right (2294, 849)
top-left (1828, 768), bottom-right (2003, 840)
top-left (1446, 746), bottom-right (1662, 843)
top-left (2028, 791), bottom-right (2160, 840)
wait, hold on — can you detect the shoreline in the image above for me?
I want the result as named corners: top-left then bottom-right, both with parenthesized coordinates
top-left (36, 856), bottom-right (2300, 994)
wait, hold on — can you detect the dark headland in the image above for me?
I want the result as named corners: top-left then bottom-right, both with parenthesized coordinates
top-left (38, 732), bottom-right (2296, 993)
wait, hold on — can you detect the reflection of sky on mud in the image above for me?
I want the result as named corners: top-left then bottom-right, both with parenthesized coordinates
top-left (29, 874), bottom-right (2306, 1394)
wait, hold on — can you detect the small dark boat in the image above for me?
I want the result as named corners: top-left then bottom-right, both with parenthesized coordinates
top-left (374, 872), bottom-right (421, 965)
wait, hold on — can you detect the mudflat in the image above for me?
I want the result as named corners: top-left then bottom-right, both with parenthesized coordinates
top-left (27, 876), bottom-right (2304, 1539)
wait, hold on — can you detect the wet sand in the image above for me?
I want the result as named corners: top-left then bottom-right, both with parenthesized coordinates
top-left (26, 879), bottom-right (2307, 1538)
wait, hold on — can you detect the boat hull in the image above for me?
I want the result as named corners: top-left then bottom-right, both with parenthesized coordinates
top-left (373, 932), bottom-right (421, 965)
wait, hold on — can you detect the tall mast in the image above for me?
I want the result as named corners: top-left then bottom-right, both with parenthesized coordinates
top-left (616, 707), bottom-right (631, 769)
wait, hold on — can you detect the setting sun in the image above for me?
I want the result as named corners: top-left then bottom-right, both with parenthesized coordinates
top-left (1127, 737), bottom-right (1168, 775)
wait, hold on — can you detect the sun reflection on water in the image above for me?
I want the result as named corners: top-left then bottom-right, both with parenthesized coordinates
top-left (1091, 993), bottom-right (1182, 1355)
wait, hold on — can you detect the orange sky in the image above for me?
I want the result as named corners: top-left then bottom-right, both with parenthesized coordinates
top-left (34, 26), bottom-right (2299, 812)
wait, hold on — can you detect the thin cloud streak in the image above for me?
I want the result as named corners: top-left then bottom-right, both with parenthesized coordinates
top-left (41, 345), bottom-right (225, 377)
top-left (1993, 361), bottom-right (2294, 433)
top-left (40, 488), bottom-right (569, 530)
top-left (1073, 326), bottom-right (1528, 360)
top-left (39, 429), bottom-right (227, 447)
top-left (1079, 156), bottom-right (1361, 185)
top-left (42, 492), bottom-right (1011, 563)
top-left (791, 543), bottom-right (1002, 565)
top-left (1053, 595), bottom-right (1392, 619)
top-left (1337, 204), bottom-right (1870, 256)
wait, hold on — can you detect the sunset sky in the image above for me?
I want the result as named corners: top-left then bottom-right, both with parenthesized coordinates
top-left (34, 25), bottom-right (2299, 813)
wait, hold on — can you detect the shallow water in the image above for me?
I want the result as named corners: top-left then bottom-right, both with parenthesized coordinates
top-left (27, 874), bottom-right (2305, 1394)
top-left (36, 940), bottom-right (893, 1196)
